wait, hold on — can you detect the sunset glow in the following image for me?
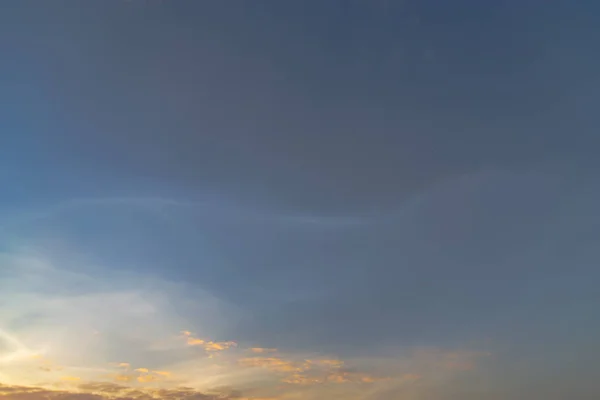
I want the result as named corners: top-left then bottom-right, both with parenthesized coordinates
top-left (2, 1), bottom-right (599, 399)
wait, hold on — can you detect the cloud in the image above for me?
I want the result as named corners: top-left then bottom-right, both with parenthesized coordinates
top-left (0, 242), bottom-right (493, 399)
top-left (238, 357), bottom-right (303, 373)
top-left (248, 348), bottom-right (277, 354)
top-left (136, 375), bottom-right (159, 383)
top-left (113, 374), bottom-right (133, 382)
top-left (0, 330), bottom-right (37, 365)
top-left (279, 369), bottom-right (391, 386)
top-left (117, 368), bottom-right (172, 384)
top-left (0, 249), bottom-right (236, 388)
top-left (59, 376), bottom-right (81, 382)
top-left (181, 332), bottom-right (237, 354)
top-left (237, 355), bottom-right (395, 387)
top-left (314, 359), bottom-right (344, 368)
top-left (0, 382), bottom-right (243, 400)
top-left (134, 369), bottom-right (149, 374)
top-left (204, 342), bottom-right (237, 352)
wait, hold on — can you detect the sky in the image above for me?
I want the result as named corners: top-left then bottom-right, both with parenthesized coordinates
top-left (1, 1), bottom-right (600, 399)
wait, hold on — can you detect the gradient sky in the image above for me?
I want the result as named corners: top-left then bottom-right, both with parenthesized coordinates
top-left (1, 1), bottom-right (600, 399)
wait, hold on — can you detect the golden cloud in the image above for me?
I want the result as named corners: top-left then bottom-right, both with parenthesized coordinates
top-left (277, 369), bottom-right (391, 386)
top-left (325, 371), bottom-right (389, 385)
top-left (315, 359), bottom-right (344, 368)
top-left (186, 337), bottom-right (205, 346)
top-left (137, 375), bottom-right (159, 383)
top-left (113, 374), bottom-right (133, 382)
top-left (180, 331), bottom-right (237, 354)
top-left (237, 355), bottom-right (392, 386)
top-left (249, 348), bottom-right (278, 354)
top-left (60, 376), bottom-right (81, 382)
top-left (104, 367), bottom-right (172, 385)
top-left (0, 382), bottom-right (245, 400)
top-left (32, 356), bottom-right (63, 373)
top-left (238, 357), bottom-right (305, 373)
top-left (281, 373), bottom-right (321, 385)
top-left (204, 341), bottom-right (237, 352)
top-left (1, 322), bottom-right (484, 399)
top-left (235, 397), bottom-right (277, 400)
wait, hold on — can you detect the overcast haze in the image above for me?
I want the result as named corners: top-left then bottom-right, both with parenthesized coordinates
top-left (1, 1), bottom-right (600, 400)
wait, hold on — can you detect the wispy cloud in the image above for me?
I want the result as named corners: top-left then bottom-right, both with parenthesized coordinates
top-left (248, 348), bottom-right (278, 354)
top-left (0, 248), bottom-right (235, 388)
top-left (238, 357), bottom-right (304, 373)
top-left (133, 368), bottom-right (149, 374)
top-left (237, 355), bottom-right (395, 387)
top-left (181, 331), bottom-right (237, 354)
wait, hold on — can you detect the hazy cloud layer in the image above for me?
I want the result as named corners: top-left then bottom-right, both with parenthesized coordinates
top-left (0, 247), bottom-right (492, 399)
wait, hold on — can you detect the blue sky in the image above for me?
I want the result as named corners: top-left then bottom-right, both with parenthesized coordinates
top-left (1, 2), bottom-right (600, 399)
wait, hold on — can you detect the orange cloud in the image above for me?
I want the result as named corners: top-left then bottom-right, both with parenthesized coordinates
top-left (249, 348), bottom-right (278, 354)
top-left (238, 357), bottom-right (306, 373)
top-left (187, 337), bottom-right (205, 346)
top-left (239, 398), bottom-right (280, 400)
top-left (281, 373), bottom-right (321, 385)
top-left (276, 370), bottom-right (387, 386)
top-left (0, 382), bottom-right (247, 400)
top-left (181, 331), bottom-right (237, 354)
top-left (137, 374), bottom-right (159, 383)
top-left (204, 341), bottom-right (237, 352)
top-left (113, 374), bottom-right (133, 382)
top-left (114, 368), bottom-right (171, 384)
top-left (60, 376), bottom-right (81, 382)
top-left (238, 355), bottom-right (390, 386)
top-left (316, 359), bottom-right (344, 368)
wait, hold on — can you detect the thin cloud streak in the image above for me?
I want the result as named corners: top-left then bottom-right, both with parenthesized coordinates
top-left (0, 195), bottom-right (372, 238)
